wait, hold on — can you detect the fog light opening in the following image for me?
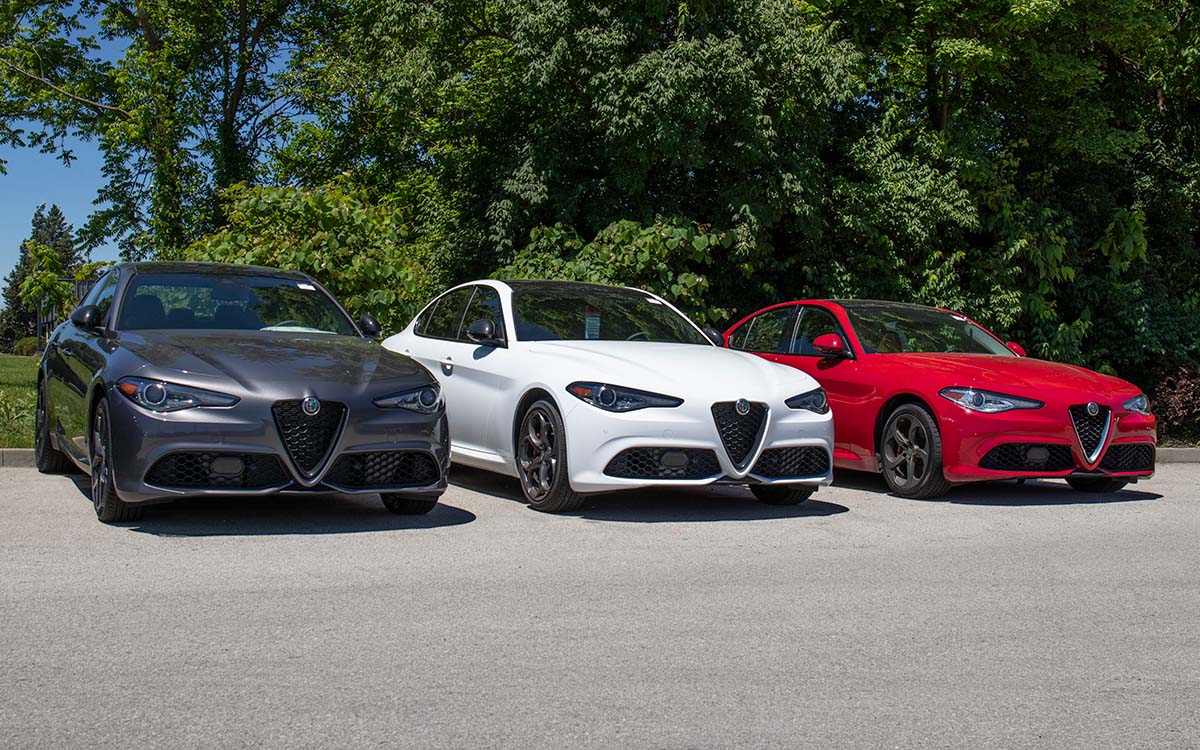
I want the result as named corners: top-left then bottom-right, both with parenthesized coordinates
top-left (660, 451), bottom-right (689, 470)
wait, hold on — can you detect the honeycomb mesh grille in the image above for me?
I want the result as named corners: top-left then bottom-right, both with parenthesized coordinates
top-left (1098, 443), bottom-right (1155, 472)
top-left (750, 447), bottom-right (831, 478)
top-left (604, 448), bottom-right (722, 480)
top-left (711, 401), bottom-right (768, 469)
top-left (144, 452), bottom-right (288, 490)
top-left (272, 400), bottom-right (345, 474)
top-left (979, 443), bottom-right (1074, 472)
top-left (1069, 404), bottom-right (1110, 459)
top-left (325, 451), bottom-right (441, 489)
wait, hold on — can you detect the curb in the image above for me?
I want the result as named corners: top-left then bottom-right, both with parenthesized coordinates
top-left (0, 448), bottom-right (35, 467)
top-left (1157, 447), bottom-right (1200, 463)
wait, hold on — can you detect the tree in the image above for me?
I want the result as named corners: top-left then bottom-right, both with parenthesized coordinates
top-left (0, 0), bottom-right (325, 258)
top-left (0, 204), bottom-right (80, 350)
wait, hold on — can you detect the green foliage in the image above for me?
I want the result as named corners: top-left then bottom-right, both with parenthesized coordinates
top-left (10, 337), bottom-right (38, 356)
top-left (18, 241), bottom-right (74, 321)
top-left (185, 180), bottom-right (450, 332)
top-left (501, 219), bottom-right (729, 323)
top-left (0, 205), bottom-right (80, 349)
top-left (0, 353), bottom-right (37, 449)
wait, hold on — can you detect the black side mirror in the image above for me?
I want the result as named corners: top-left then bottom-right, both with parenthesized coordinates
top-left (466, 319), bottom-right (504, 347)
top-left (71, 305), bottom-right (102, 331)
top-left (359, 314), bottom-right (382, 338)
top-left (702, 327), bottom-right (725, 346)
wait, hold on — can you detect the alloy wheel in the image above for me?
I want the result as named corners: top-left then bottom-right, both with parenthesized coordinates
top-left (90, 404), bottom-right (111, 511)
top-left (518, 406), bottom-right (558, 501)
top-left (882, 413), bottom-right (930, 490)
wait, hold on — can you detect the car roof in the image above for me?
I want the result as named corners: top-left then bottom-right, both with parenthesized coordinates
top-left (119, 261), bottom-right (311, 281)
top-left (496, 279), bottom-right (652, 295)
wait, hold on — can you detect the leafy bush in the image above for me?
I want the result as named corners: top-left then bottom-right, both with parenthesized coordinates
top-left (11, 337), bottom-right (38, 356)
top-left (1150, 363), bottom-right (1200, 446)
top-left (186, 180), bottom-right (452, 333)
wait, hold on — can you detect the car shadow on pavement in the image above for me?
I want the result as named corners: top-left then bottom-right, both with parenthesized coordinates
top-left (69, 477), bottom-right (476, 536)
top-left (832, 470), bottom-right (1163, 505)
top-left (450, 466), bottom-right (849, 522)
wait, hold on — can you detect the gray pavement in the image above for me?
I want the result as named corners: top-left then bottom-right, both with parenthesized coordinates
top-left (1, 465), bottom-right (1198, 749)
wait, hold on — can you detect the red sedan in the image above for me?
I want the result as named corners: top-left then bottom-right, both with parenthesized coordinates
top-left (724, 300), bottom-right (1156, 498)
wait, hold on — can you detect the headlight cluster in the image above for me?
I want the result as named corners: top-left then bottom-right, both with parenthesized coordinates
top-left (117, 377), bottom-right (238, 412)
top-left (786, 388), bottom-right (829, 414)
top-left (1123, 394), bottom-right (1151, 415)
top-left (939, 387), bottom-right (1043, 413)
top-left (374, 384), bottom-right (443, 413)
top-left (566, 382), bottom-right (683, 412)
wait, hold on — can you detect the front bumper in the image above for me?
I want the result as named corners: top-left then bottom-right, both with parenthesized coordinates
top-left (939, 401), bottom-right (1156, 483)
top-left (562, 398), bottom-right (835, 493)
top-left (105, 384), bottom-right (450, 504)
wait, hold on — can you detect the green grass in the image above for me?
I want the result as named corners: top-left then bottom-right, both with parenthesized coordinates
top-left (0, 354), bottom-right (38, 449)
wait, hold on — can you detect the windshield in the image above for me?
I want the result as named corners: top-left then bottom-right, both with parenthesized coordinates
top-left (843, 302), bottom-right (1013, 356)
top-left (117, 273), bottom-right (358, 335)
top-left (510, 285), bottom-right (710, 345)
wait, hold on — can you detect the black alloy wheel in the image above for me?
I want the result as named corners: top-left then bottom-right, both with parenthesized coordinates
top-left (880, 404), bottom-right (951, 499)
top-left (90, 399), bottom-right (142, 523)
top-left (35, 381), bottom-right (70, 473)
top-left (516, 400), bottom-right (583, 513)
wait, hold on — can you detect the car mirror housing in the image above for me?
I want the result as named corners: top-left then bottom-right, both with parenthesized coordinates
top-left (466, 318), bottom-right (504, 347)
top-left (813, 333), bottom-right (848, 358)
top-left (702, 327), bottom-right (725, 346)
top-left (71, 304), bottom-right (102, 331)
top-left (358, 314), bottom-right (382, 338)
top-left (1006, 341), bottom-right (1027, 357)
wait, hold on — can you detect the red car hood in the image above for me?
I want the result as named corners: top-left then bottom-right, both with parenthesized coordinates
top-left (882, 353), bottom-right (1138, 398)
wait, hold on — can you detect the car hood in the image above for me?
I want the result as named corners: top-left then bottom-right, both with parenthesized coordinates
top-left (117, 329), bottom-right (433, 391)
top-left (883, 353), bottom-right (1139, 398)
top-left (526, 341), bottom-right (817, 400)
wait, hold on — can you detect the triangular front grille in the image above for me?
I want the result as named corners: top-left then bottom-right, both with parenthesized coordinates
top-left (711, 402), bottom-right (768, 469)
top-left (1068, 404), bottom-right (1111, 463)
top-left (272, 400), bottom-right (346, 475)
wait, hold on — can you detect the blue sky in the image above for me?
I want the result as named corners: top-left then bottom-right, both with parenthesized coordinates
top-left (1, 137), bottom-right (120, 283)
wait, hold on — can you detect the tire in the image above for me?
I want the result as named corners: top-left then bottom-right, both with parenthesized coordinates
top-left (516, 399), bottom-right (584, 513)
top-left (750, 485), bottom-right (814, 506)
top-left (381, 494), bottom-right (439, 515)
top-left (35, 381), bottom-right (71, 473)
top-left (879, 403), bottom-right (952, 499)
top-left (90, 399), bottom-right (142, 524)
top-left (1066, 477), bottom-right (1129, 493)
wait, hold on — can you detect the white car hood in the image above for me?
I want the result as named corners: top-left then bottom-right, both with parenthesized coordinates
top-left (526, 341), bottom-right (818, 401)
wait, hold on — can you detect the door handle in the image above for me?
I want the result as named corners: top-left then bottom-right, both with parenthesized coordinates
top-left (440, 356), bottom-right (454, 374)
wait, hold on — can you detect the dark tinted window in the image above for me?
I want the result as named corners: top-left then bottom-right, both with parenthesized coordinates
top-left (421, 288), bottom-right (472, 340)
top-left (116, 273), bottom-right (357, 334)
top-left (729, 307), bottom-right (794, 353)
top-left (462, 285), bottom-right (506, 341)
top-left (790, 307), bottom-right (844, 355)
top-left (83, 270), bottom-right (120, 327)
top-left (843, 302), bottom-right (1013, 355)
top-left (511, 286), bottom-right (708, 344)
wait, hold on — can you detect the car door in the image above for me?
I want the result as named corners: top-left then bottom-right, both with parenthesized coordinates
top-left (51, 270), bottom-right (121, 460)
top-left (725, 305), bottom-right (798, 364)
top-left (776, 305), bottom-right (878, 464)
top-left (443, 285), bottom-right (519, 456)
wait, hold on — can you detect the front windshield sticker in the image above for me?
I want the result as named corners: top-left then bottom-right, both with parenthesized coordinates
top-left (297, 283), bottom-right (316, 291)
top-left (585, 315), bottom-right (601, 339)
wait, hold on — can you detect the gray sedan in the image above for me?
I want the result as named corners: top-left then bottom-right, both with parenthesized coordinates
top-left (36, 261), bottom-right (449, 523)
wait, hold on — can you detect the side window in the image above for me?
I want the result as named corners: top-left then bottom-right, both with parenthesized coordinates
top-left (729, 307), bottom-right (795, 353)
top-left (420, 287), bottom-right (472, 340)
top-left (461, 285), bottom-right (506, 341)
top-left (413, 300), bottom-right (439, 336)
top-left (81, 271), bottom-right (120, 328)
top-left (791, 307), bottom-right (845, 355)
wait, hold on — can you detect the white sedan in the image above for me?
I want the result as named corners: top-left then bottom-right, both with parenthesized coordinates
top-left (383, 280), bottom-right (834, 512)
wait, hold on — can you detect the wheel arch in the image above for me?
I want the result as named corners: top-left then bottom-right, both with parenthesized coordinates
top-left (510, 386), bottom-right (560, 456)
top-left (872, 392), bottom-right (937, 463)
top-left (85, 378), bottom-right (110, 454)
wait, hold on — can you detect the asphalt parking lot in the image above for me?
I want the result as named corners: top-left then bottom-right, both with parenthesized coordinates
top-left (2, 465), bottom-right (1198, 749)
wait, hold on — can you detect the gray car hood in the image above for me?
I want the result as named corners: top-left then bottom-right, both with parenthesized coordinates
top-left (117, 329), bottom-right (432, 391)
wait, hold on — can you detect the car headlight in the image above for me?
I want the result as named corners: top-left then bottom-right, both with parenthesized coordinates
top-left (785, 388), bottom-right (829, 414)
top-left (1123, 394), bottom-right (1151, 415)
top-left (374, 384), bottom-right (443, 413)
top-left (116, 377), bottom-right (239, 412)
top-left (939, 387), bottom-right (1043, 413)
top-left (566, 382), bottom-right (683, 412)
